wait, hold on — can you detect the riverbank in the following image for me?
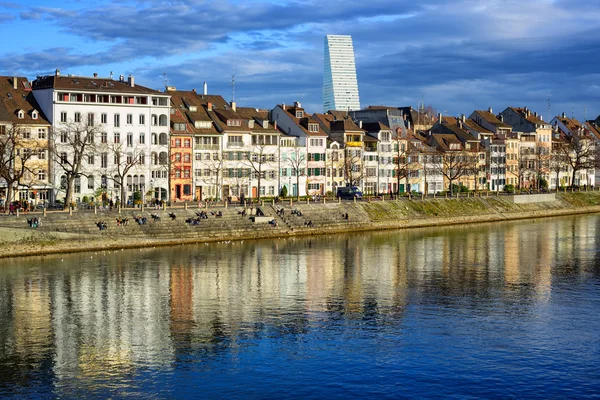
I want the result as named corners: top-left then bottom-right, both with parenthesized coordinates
top-left (1, 192), bottom-right (600, 259)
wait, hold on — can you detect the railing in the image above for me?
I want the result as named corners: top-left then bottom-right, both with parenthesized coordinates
top-left (227, 143), bottom-right (244, 149)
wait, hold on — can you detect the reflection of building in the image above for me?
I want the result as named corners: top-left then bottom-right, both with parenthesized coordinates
top-left (324, 35), bottom-right (360, 112)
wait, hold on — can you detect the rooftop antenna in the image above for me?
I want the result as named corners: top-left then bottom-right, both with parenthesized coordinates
top-left (584, 105), bottom-right (587, 121)
top-left (547, 96), bottom-right (551, 121)
top-left (163, 72), bottom-right (170, 88)
top-left (230, 71), bottom-right (236, 102)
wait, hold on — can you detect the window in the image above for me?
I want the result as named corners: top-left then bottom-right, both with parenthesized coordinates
top-left (175, 153), bottom-right (181, 162)
top-left (60, 152), bottom-right (67, 163)
top-left (139, 133), bottom-right (145, 144)
top-left (184, 153), bottom-right (190, 162)
top-left (184, 139), bottom-right (191, 148)
top-left (88, 176), bottom-right (94, 190)
top-left (74, 112), bottom-right (81, 123)
top-left (87, 113), bottom-right (94, 126)
top-left (114, 132), bottom-right (120, 143)
top-left (101, 131), bottom-right (107, 143)
top-left (88, 155), bottom-right (94, 165)
top-left (175, 139), bottom-right (181, 147)
top-left (114, 153), bottom-right (121, 164)
top-left (101, 153), bottom-right (108, 168)
top-left (37, 128), bottom-right (46, 139)
top-left (159, 115), bottom-right (168, 126)
top-left (152, 114), bottom-right (158, 126)
top-left (127, 133), bottom-right (133, 147)
top-left (308, 123), bottom-right (319, 132)
top-left (38, 170), bottom-right (45, 181)
top-left (159, 133), bottom-right (168, 145)
top-left (60, 131), bottom-right (68, 143)
top-left (139, 114), bottom-right (145, 125)
top-left (114, 114), bottom-right (120, 127)
top-left (296, 111), bottom-right (304, 118)
top-left (22, 129), bottom-right (31, 139)
top-left (183, 184), bottom-right (191, 195)
top-left (127, 114), bottom-right (133, 125)
top-left (139, 153), bottom-right (146, 165)
top-left (38, 149), bottom-right (45, 160)
top-left (60, 112), bottom-right (67, 123)
top-left (101, 113), bottom-right (107, 124)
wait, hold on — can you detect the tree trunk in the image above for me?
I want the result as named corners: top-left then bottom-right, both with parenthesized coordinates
top-left (64, 179), bottom-right (75, 210)
top-left (121, 183), bottom-right (127, 208)
top-left (4, 184), bottom-right (14, 214)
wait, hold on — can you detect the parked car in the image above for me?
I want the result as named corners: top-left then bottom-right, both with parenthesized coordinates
top-left (336, 186), bottom-right (363, 200)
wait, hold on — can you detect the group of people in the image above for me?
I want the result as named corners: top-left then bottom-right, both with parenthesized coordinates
top-left (133, 216), bottom-right (147, 225)
top-left (116, 216), bottom-right (129, 226)
top-left (96, 221), bottom-right (108, 230)
top-left (26, 217), bottom-right (41, 228)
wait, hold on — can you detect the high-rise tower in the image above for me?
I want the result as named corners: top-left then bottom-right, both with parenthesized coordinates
top-left (323, 35), bottom-right (360, 112)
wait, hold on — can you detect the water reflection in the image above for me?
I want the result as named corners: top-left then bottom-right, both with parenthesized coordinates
top-left (0, 214), bottom-right (599, 398)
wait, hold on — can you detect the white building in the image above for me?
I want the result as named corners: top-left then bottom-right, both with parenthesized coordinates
top-left (32, 70), bottom-right (171, 204)
top-left (323, 35), bottom-right (360, 112)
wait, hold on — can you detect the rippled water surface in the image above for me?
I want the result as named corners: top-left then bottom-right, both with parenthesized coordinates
top-left (1, 215), bottom-right (599, 398)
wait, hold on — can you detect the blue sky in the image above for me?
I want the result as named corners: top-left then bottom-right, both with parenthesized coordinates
top-left (1, 0), bottom-right (600, 120)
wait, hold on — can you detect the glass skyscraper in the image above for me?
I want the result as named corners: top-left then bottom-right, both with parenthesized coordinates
top-left (323, 35), bottom-right (361, 112)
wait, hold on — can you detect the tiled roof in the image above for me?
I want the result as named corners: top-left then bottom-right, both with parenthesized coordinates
top-left (0, 76), bottom-right (50, 125)
top-left (510, 107), bottom-right (546, 125)
top-left (32, 75), bottom-right (163, 95)
top-left (279, 105), bottom-right (327, 137)
top-left (475, 110), bottom-right (511, 128)
top-left (168, 90), bottom-right (219, 135)
top-left (462, 118), bottom-right (492, 133)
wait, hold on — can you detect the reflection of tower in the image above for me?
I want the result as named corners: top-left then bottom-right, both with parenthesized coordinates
top-left (323, 35), bottom-right (360, 112)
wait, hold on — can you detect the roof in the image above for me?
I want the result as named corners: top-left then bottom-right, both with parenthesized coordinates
top-left (168, 90), bottom-right (219, 135)
top-left (462, 118), bottom-right (493, 134)
top-left (280, 105), bottom-right (327, 137)
top-left (429, 133), bottom-right (463, 152)
top-left (32, 74), bottom-right (164, 95)
top-left (474, 110), bottom-right (511, 128)
top-left (0, 76), bottom-right (50, 125)
top-left (509, 107), bottom-right (546, 125)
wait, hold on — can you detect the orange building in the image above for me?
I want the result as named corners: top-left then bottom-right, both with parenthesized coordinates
top-left (169, 107), bottom-right (194, 202)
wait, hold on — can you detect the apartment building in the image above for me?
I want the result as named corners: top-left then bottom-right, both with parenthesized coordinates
top-left (32, 70), bottom-right (171, 204)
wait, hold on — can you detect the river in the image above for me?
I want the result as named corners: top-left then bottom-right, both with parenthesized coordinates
top-left (0, 214), bottom-right (599, 398)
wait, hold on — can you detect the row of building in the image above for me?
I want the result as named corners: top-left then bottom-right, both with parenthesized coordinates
top-left (0, 70), bottom-right (598, 206)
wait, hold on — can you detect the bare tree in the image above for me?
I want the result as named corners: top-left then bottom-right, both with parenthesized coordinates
top-left (103, 141), bottom-right (144, 207)
top-left (200, 153), bottom-right (224, 200)
top-left (0, 124), bottom-right (43, 211)
top-left (343, 147), bottom-right (364, 187)
top-left (550, 144), bottom-right (569, 191)
top-left (245, 141), bottom-right (277, 200)
top-left (560, 135), bottom-right (596, 187)
top-left (285, 143), bottom-right (306, 199)
top-left (441, 151), bottom-right (472, 195)
top-left (394, 139), bottom-right (412, 194)
top-left (52, 122), bottom-right (101, 209)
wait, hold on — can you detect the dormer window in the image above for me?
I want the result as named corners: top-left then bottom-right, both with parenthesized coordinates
top-left (248, 120), bottom-right (255, 129)
top-left (296, 111), bottom-right (304, 118)
top-left (31, 110), bottom-right (38, 119)
top-left (308, 123), bottom-right (319, 132)
top-left (17, 109), bottom-right (24, 119)
top-left (227, 119), bottom-right (241, 127)
top-left (189, 106), bottom-right (197, 112)
top-left (262, 121), bottom-right (268, 129)
top-left (194, 121), bottom-right (212, 129)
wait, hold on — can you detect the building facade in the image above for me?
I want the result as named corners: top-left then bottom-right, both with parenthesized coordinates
top-left (323, 35), bottom-right (360, 112)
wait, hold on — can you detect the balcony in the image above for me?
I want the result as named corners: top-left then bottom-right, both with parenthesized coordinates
top-left (345, 141), bottom-right (363, 147)
top-left (227, 142), bottom-right (244, 149)
top-left (195, 144), bottom-right (220, 150)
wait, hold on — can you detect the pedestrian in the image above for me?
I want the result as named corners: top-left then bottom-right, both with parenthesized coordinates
top-left (9, 203), bottom-right (15, 215)
top-left (109, 199), bottom-right (114, 210)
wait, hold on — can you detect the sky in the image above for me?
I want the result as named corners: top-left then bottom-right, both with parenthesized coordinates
top-left (1, 0), bottom-right (600, 120)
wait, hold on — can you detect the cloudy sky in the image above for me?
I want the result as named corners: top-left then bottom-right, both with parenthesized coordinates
top-left (1, 0), bottom-right (600, 120)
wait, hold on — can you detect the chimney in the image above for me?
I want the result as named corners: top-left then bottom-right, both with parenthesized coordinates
top-left (294, 101), bottom-right (301, 108)
top-left (461, 114), bottom-right (466, 123)
top-left (359, 120), bottom-right (362, 128)
top-left (207, 102), bottom-right (213, 111)
top-left (274, 121), bottom-right (277, 130)
top-left (203, 82), bottom-right (207, 95)
top-left (55, 69), bottom-right (60, 77)
top-left (231, 101), bottom-right (236, 112)
top-left (119, 74), bottom-right (124, 82)
top-left (192, 88), bottom-right (196, 93)
top-left (562, 112), bottom-right (566, 118)
top-left (93, 72), bottom-right (98, 78)
top-left (128, 75), bottom-right (134, 87)
top-left (438, 113), bottom-right (442, 124)
top-left (488, 107), bottom-right (493, 114)
top-left (13, 77), bottom-right (17, 90)
top-left (534, 111), bottom-right (537, 117)
top-left (407, 120), bottom-right (411, 130)
top-left (499, 114), bottom-right (504, 122)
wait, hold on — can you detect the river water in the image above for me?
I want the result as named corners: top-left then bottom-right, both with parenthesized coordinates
top-left (0, 215), bottom-right (599, 399)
